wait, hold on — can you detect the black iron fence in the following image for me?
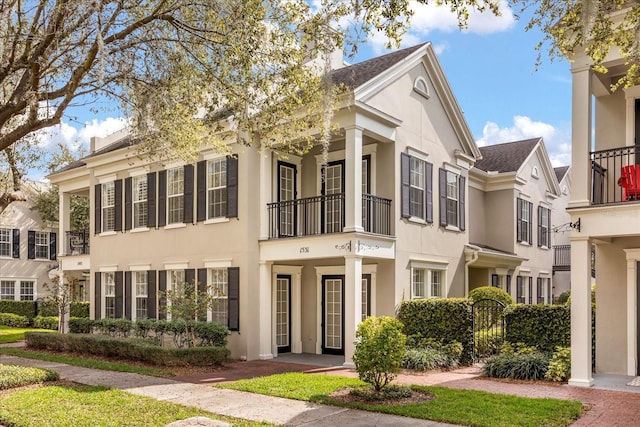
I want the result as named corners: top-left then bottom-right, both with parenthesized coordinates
top-left (552, 245), bottom-right (570, 272)
top-left (267, 193), bottom-right (392, 239)
top-left (590, 145), bottom-right (640, 204)
top-left (64, 230), bottom-right (90, 256)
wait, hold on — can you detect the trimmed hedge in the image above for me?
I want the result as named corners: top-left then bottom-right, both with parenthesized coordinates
top-left (32, 316), bottom-right (59, 330)
top-left (397, 298), bottom-right (473, 364)
top-left (469, 286), bottom-right (514, 306)
top-left (0, 301), bottom-right (37, 319)
top-left (504, 305), bottom-right (570, 353)
top-left (38, 301), bottom-right (90, 318)
top-left (0, 313), bottom-right (30, 328)
top-left (25, 332), bottom-right (229, 366)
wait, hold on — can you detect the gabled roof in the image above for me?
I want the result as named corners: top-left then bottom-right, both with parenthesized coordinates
top-left (474, 138), bottom-right (540, 173)
top-left (331, 44), bottom-right (426, 89)
top-left (554, 166), bottom-right (569, 182)
top-left (50, 135), bottom-right (137, 175)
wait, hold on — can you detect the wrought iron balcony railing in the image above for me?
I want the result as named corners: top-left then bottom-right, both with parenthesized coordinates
top-left (64, 230), bottom-right (90, 256)
top-left (267, 193), bottom-right (392, 239)
top-left (590, 145), bottom-right (640, 204)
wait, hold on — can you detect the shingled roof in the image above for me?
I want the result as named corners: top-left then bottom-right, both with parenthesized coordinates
top-left (474, 138), bottom-right (540, 173)
top-left (331, 43), bottom-right (427, 89)
top-left (554, 166), bottom-right (569, 182)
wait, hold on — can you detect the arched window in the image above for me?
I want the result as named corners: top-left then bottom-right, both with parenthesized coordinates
top-left (531, 166), bottom-right (539, 179)
top-left (414, 77), bottom-right (430, 99)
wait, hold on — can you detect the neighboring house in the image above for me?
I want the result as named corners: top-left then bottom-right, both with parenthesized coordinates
top-left (568, 8), bottom-right (640, 385)
top-left (551, 166), bottom-right (573, 298)
top-left (49, 42), bottom-right (483, 364)
top-left (0, 182), bottom-right (58, 302)
top-left (467, 138), bottom-right (563, 304)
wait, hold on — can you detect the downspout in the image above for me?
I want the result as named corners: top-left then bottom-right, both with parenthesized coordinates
top-left (464, 244), bottom-right (482, 297)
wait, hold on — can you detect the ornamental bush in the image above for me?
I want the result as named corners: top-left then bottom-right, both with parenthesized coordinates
top-left (0, 313), bottom-right (29, 328)
top-left (504, 304), bottom-right (570, 353)
top-left (32, 316), bottom-right (59, 330)
top-left (469, 286), bottom-right (514, 306)
top-left (483, 352), bottom-right (549, 380)
top-left (352, 316), bottom-right (406, 391)
top-left (545, 347), bottom-right (571, 382)
top-left (0, 301), bottom-right (37, 319)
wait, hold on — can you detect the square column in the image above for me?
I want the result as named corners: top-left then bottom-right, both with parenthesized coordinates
top-left (569, 65), bottom-right (592, 208)
top-left (624, 249), bottom-right (640, 376)
top-left (343, 254), bottom-right (363, 367)
top-left (259, 150), bottom-right (273, 240)
top-left (259, 261), bottom-right (274, 360)
top-left (569, 236), bottom-right (593, 387)
top-left (344, 126), bottom-right (363, 233)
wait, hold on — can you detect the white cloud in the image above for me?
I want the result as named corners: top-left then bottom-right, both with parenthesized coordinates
top-left (36, 116), bottom-right (128, 153)
top-left (477, 115), bottom-right (572, 167)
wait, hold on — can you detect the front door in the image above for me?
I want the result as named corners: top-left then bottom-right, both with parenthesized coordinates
top-left (276, 275), bottom-right (291, 353)
top-left (361, 274), bottom-right (372, 322)
top-left (322, 275), bottom-right (344, 355)
top-left (278, 162), bottom-right (296, 237)
top-left (322, 161), bottom-right (344, 233)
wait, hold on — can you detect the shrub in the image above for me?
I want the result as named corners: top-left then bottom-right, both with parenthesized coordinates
top-left (0, 365), bottom-right (59, 389)
top-left (32, 316), bottom-right (59, 330)
top-left (0, 301), bottom-right (37, 319)
top-left (556, 290), bottom-right (571, 305)
top-left (474, 327), bottom-right (504, 358)
top-left (504, 304), bottom-right (570, 353)
top-left (398, 298), bottom-right (473, 364)
top-left (69, 302), bottom-right (90, 318)
top-left (69, 317), bottom-right (93, 334)
top-left (545, 347), bottom-right (571, 382)
top-left (352, 316), bottom-right (406, 392)
top-left (469, 286), bottom-right (514, 306)
top-left (500, 342), bottom-right (539, 356)
top-left (403, 347), bottom-right (460, 371)
top-left (0, 313), bottom-right (29, 328)
top-left (194, 322), bottom-right (229, 347)
top-left (483, 352), bottom-right (549, 380)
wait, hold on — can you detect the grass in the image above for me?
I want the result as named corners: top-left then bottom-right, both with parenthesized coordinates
top-left (219, 372), bottom-right (583, 427)
top-left (0, 347), bottom-right (173, 377)
top-left (0, 384), bottom-right (272, 427)
top-left (0, 364), bottom-right (59, 389)
top-left (0, 326), bottom-right (55, 344)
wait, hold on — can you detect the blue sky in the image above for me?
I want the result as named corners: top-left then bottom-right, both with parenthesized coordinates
top-left (36, 1), bottom-right (573, 177)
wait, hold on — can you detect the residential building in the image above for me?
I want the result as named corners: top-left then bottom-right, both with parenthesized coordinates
top-left (567, 6), bottom-right (640, 386)
top-left (0, 182), bottom-right (58, 302)
top-left (49, 43), bottom-right (483, 364)
top-left (551, 166), bottom-right (573, 298)
top-left (467, 138), bottom-right (562, 304)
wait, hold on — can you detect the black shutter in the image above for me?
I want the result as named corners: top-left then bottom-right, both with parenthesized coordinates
top-left (426, 162), bottom-right (433, 223)
top-left (400, 153), bottom-right (410, 218)
top-left (49, 232), bottom-right (56, 260)
top-left (158, 170), bottom-right (167, 227)
top-left (184, 165), bottom-right (194, 224)
top-left (185, 268), bottom-right (195, 288)
top-left (546, 208), bottom-right (552, 248)
top-left (458, 175), bottom-right (466, 231)
top-left (147, 172), bottom-right (157, 228)
top-left (95, 184), bottom-right (102, 234)
top-left (516, 198), bottom-right (522, 243)
top-left (197, 161), bottom-right (207, 222)
top-left (124, 271), bottom-right (132, 320)
top-left (158, 270), bottom-right (167, 320)
top-left (228, 267), bottom-right (240, 331)
top-left (226, 156), bottom-right (238, 218)
top-left (147, 270), bottom-right (157, 319)
top-left (528, 201), bottom-right (533, 245)
top-left (11, 229), bottom-right (19, 258)
top-left (197, 268), bottom-right (207, 321)
top-left (537, 205), bottom-right (543, 247)
top-left (114, 180), bottom-right (123, 232)
top-left (124, 177), bottom-right (132, 231)
top-left (439, 168), bottom-right (447, 226)
top-left (506, 275), bottom-right (511, 294)
top-left (27, 231), bottom-right (35, 259)
top-left (115, 271), bottom-right (123, 318)
top-left (95, 272), bottom-right (102, 319)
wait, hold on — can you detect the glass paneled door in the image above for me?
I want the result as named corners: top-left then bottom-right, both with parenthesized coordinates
top-left (276, 275), bottom-right (291, 353)
top-left (278, 162), bottom-right (296, 237)
top-left (322, 276), bottom-right (344, 355)
top-left (322, 161), bottom-right (344, 233)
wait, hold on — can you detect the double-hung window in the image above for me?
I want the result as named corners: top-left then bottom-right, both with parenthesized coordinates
top-left (409, 157), bottom-right (425, 218)
top-left (536, 278), bottom-right (545, 304)
top-left (104, 272), bottom-right (116, 318)
top-left (0, 280), bottom-right (14, 300)
top-left (20, 281), bottom-right (34, 301)
top-left (0, 229), bottom-right (10, 257)
top-left (34, 232), bottom-right (49, 259)
top-left (411, 267), bottom-right (444, 299)
top-left (135, 271), bottom-right (148, 319)
top-left (516, 276), bottom-right (525, 303)
top-left (207, 158), bottom-right (227, 219)
top-left (132, 176), bottom-right (148, 229)
top-left (446, 171), bottom-right (459, 226)
top-left (538, 206), bottom-right (551, 248)
top-left (439, 169), bottom-right (465, 230)
top-left (167, 167), bottom-right (184, 224)
top-left (401, 152), bottom-right (433, 222)
top-left (517, 198), bottom-right (533, 244)
top-left (209, 268), bottom-right (228, 325)
top-left (102, 181), bottom-right (116, 232)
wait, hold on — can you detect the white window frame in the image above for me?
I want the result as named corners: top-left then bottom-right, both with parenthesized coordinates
top-left (134, 271), bottom-right (148, 320)
top-left (413, 76), bottom-right (430, 99)
top-left (20, 280), bottom-right (35, 301)
top-left (518, 199), bottom-right (532, 244)
top-left (0, 280), bottom-right (15, 300)
top-left (103, 272), bottom-right (116, 319)
top-left (0, 228), bottom-right (11, 258)
top-left (34, 231), bottom-right (49, 260)
top-left (539, 206), bottom-right (551, 248)
top-left (411, 264), bottom-right (446, 299)
top-left (446, 171), bottom-right (460, 227)
top-left (132, 175), bottom-right (148, 229)
top-left (409, 157), bottom-right (426, 219)
top-left (208, 268), bottom-right (228, 325)
top-left (166, 269), bottom-right (185, 321)
top-left (207, 158), bottom-right (227, 220)
top-left (166, 167), bottom-right (184, 224)
top-left (102, 181), bottom-right (116, 232)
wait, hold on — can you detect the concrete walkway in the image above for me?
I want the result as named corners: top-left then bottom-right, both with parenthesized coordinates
top-left (0, 354), bottom-right (456, 427)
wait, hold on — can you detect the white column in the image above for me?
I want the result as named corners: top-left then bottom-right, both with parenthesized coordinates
top-left (259, 261), bottom-right (273, 360)
top-left (344, 126), bottom-right (363, 233)
top-left (569, 236), bottom-right (593, 387)
top-left (624, 249), bottom-right (640, 376)
top-left (343, 254), bottom-right (362, 367)
top-left (569, 66), bottom-right (592, 208)
top-left (292, 269), bottom-right (303, 353)
top-left (259, 150), bottom-right (273, 240)
top-left (59, 192), bottom-right (71, 256)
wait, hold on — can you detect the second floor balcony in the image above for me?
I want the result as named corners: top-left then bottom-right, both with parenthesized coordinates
top-left (591, 145), bottom-right (640, 205)
top-left (267, 193), bottom-right (392, 239)
top-left (62, 230), bottom-right (90, 256)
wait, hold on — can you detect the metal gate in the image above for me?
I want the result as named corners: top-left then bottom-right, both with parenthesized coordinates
top-left (472, 298), bottom-right (506, 361)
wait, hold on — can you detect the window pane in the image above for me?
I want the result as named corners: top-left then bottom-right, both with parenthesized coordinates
top-left (102, 181), bottom-right (116, 232)
top-left (0, 280), bottom-right (15, 300)
top-left (412, 269), bottom-right (425, 298)
top-left (133, 176), bottom-right (148, 228)
top-left (209, 268), bottom-right (228, 325)
top-left (0, 228), bottom-right (10, 257)
top-left (167, 168), bottom-right (184, 224)
top-left (207, 159), bottom-right (228, 219)
top-left (431, 271), bottom-right (442, 297)
top-left (20, 281), bottom-right (34, 301)
top-left (35, 231), bottom-right (49, 259)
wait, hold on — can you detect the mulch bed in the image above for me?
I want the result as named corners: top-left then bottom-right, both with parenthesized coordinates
top-left (328, 386), bottom-right (433, 406)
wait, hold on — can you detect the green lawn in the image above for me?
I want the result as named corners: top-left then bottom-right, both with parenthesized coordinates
top-left (0, 347), bottom-right (173, 377)
top-left (0, 384), bottom-right (272, 427)
top-left (219, 372), bottom-right (583, 427)
top-left (0, 364), bottom-right (59, 389)
top-left (0, 326), bottom-right (55, 343)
